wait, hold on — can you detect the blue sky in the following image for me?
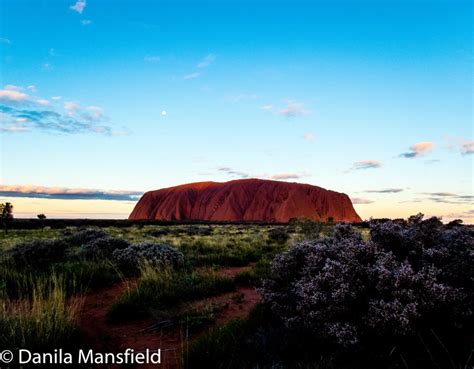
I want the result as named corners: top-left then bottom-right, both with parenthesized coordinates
top-left (0, 0), bottom-right (472, 221)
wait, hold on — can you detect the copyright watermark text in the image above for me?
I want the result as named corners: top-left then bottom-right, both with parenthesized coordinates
top-left (0, 348), bottom-right (161, 365)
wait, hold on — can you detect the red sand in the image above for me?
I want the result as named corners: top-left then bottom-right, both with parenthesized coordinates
top-left (78, 265), bottom-right (260, 369)
top-left (129, 178), bottom-right (361, 223)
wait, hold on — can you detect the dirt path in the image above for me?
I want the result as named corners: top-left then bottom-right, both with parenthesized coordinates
top-left (78, 265), bottom-right (261, 369)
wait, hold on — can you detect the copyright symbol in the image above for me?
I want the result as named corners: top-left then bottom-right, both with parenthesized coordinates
top-left (0, 350), bottom-right (13, 363)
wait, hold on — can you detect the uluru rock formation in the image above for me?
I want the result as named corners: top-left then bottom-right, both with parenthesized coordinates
top-left (129, 179), bottom-right (362, 223)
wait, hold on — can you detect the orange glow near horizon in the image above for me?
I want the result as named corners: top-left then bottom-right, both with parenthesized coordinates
top-left (2, 197), bottom-right (135, 219)
top-left (2, 196), bottom-right (472, 224)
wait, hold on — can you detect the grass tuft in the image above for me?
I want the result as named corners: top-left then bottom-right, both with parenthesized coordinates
top-left (0, 273), bottom-right (82, 351)
top-left (108, 262), bottom-right (235, 322)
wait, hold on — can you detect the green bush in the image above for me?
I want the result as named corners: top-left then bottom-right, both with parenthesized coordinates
top-left (268, 227), bottom-right (290, 244)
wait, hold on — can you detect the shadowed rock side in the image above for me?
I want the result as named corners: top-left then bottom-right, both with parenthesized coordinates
top-left (129, 179), bottom-right (362, 223)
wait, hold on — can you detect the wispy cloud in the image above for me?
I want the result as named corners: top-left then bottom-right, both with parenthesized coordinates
top-left (0, 89), bottom-right (28, 102)
top-left (278, 100), bottom-right (310, 117)
top-left (144, 55), bottom-right (161, 63)
top-left (36, 99), bottom-right (49, 106)
top-left (182, 54), bottom-right (216, 80)
top-left (260, 104), bottom-right (273, 111)
top-left (460, 140), bottom-right (474, 155)
top-left (64, 101), bottom-right (79, 112)
top-left (353, 160), bottom-right (383, 170)
top-left (270, 173), bottom-right (303, 180)
top-left (0, 105), bottom-right (112, 135)
top-left (42, 63), bottom-right (53, 71)
top-left (217, 167), bottom-right (308, 181)
top-left (183, 72), bottom-right (201, 80)
top-left (400, 141), bottom-right (434, 158)
top-left (445, 210), bottom-right (474, 220)
top-left (365, 188), bottom-right (404, 193)
top-left (0, 37), bottom-right (11, 44)
top-left (422, 192), bottom-right (457, 197)
top-left (443, 136), bottom-right (474, 156)
top-left (197, 54), bottom-right (215, 68)
top-left (70, 0), bottom-right (86, 14)
top-left (351, 197), bottom-right (374, 204)
top-left (217, 167), bottom-right (250, 178)
top-left (261, 100), bottom-right (310, 117)
top-left (0, 185), bottom-right (141, 201)
top-left (0, 86), bottom-right (114, 135)
top-left (4, 84), bottom-right (22, 91)
top-left (420, 192), bottom-right (474, 204)
top-left (303, 132), bottom-right (315, 142)
top-left (223, 94), bottom-right (258, 103)
top-left (81, 19), bottom-right (92, 26)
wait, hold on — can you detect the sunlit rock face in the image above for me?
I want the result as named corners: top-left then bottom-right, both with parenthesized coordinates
top-left (129, 179), bottom-right (362, 223)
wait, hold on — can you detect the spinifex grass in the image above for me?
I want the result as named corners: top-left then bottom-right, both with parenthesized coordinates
top-left (0, 273), bottom-right (82, 351)
top-left (108, 262), bottom-right (235, 322)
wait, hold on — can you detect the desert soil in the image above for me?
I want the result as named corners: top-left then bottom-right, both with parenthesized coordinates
top-left (78, 265), bottom-right (261, 369)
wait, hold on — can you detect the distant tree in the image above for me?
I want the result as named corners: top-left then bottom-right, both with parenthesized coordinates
top-left (37, 213), bottom-right (47, 230)
top-left (447, 219), bottom-right (463, 228)
top-left (294, 217), bottom-right (322, 239)
top-left (0, 202), bottom-right (14, 234)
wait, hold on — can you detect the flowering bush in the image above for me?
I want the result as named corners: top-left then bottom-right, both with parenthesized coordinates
top-left (67, 228), bottom-right (108, 245)
top-left (10, 239), bottom-right (69, 268)
top-left (80, 237), bottom-right (130, 259)
top-left (112, 242), bottom-right (184, 273)
top-left (261, 216), bottom-right (473, 349)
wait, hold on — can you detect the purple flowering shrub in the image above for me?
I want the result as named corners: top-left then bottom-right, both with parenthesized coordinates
top-left (80, 236), bottom-right (130, 259)
top-left (10, 239), bottom-right (69, 268)
top-left (112, 242), bottom-right (184, 274)
top-left (261, 216), bottom-right (473, 351)
top-left (67, 227), bottom-right (108, 245)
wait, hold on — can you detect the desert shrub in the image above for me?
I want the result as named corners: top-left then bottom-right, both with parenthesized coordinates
top-left (112, 242), bottom-right (184, 274)
top-left (268, 228), bottom-right (290, 244)
top-left (146, 228), bottom-right (170, 237)
top-left (67, 227), bottom-right (108, 245)
top-left (80, 236), bottom-right (129, 259)
top-left (446, 219), bottom-right (464, 228)
top-left (185, 225), bottom-right (213, 236)
top-left (10, 239), bottom-right (68, 268)
top-left (292, 218), bottom-right (323, 239)
top-left (261, 217), bottom-right (474, 367)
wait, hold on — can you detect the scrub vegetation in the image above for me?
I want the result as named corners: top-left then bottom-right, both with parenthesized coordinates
top-left (0, 217), bottom-right (472, 368)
